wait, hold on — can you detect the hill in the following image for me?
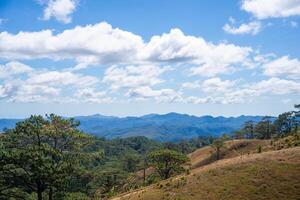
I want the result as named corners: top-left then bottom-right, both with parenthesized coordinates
top-left (0, 113), bottom-right (265, 141)
top-left (112, 140), bottom-right (300, 200)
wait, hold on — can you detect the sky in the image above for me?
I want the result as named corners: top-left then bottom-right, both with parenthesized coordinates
top-left (0, 0), bottom-right (300, 118)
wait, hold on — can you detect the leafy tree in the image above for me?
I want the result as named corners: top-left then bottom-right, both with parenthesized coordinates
top-left (242, 121), bottom-right (255, 139)
top-left (148, 149), bottom-right (189, 180)
top-left (234, 130), bottom-right (245, 139)
top-left (274, 112), bottom-right (294, 137)
top-left (211, 139), bottom-right (224, 160)
top-left (254, 116), bottom-right (275, 139)
top-left (123, 154), bottom-right (140, 172)
top-left (0, 114), bottom-right (99, 200)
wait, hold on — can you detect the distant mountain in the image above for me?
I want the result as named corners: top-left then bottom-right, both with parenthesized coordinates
top-left (0, 113), bottom-right (267, 141)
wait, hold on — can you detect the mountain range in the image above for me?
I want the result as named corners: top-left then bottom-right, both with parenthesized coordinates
top-left (0, 113), bottom-right (267, 141)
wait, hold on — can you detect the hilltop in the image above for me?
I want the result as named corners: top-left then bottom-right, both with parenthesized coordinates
top-left (111, 139), bottom-right (300, 200)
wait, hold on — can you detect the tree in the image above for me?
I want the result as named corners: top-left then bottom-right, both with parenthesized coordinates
top-left (211, 139), bottom-right (224, 160)
top-left (242, 121), bottom-right (255, 139)
top-left (292, 104), bottom-right (300, 133)
top-left (123, 154), bottom-right (140, 172)
top-left (254, 116), bottom-right (275, 139)
top-left (274, 112), bottom-right (293, 137)
top-left (0, 114), bottom-right (99, 200)
top-left (234, 130), bottom-right (245, 139)
top-left (148, 149), bottom-right (189, 180)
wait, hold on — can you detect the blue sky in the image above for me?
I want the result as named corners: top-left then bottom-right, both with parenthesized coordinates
top-left (0, 0), bottom-right (299, 118)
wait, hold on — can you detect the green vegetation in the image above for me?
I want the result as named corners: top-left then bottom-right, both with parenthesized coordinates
top-left (148, 150), bottom-right (189, 180)
top-left (0, 114), bottom-right (211, 199)
top-left (235, 104), bottom-right (300, 140)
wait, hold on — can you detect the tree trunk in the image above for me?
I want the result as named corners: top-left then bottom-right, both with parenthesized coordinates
top-left (143, 157), bottom-right (147, 185)
top-left (37, 190), bottom-right (42, 200)
top-left (216, 147), bottom-right (220, 160)
top-left (49, 187), bottom-right (53, 200)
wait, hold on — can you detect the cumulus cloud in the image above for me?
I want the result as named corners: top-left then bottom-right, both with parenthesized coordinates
top-left (0, 22), bottom-right (254, 77)
top-left (0, 61), bottom-right (33, 79)
top-left (0, 61), bottom-right (100, 103)
top-left (241, 0), bottom-right (300, 19)
top-left (202, 78), bottom-right (236, 93)
top-left (43, 0), bottom-right (78, 23)
top-left (103, 65), bottom-right (171, 90)
top-left (182, 78), bottom-right (236, 93)
top-left (182, 77), bottom-right (300, 105)
top-left (126, 86), bottom-right (182, 103)
top-left (223, 20), bottom-right (262, 35)
top-left (253, 78), bottom-right (300, 95)
top-left (0, 22), bottom-right (144, 63)
top-left (75, 88), bottom-right (112, 103)
top-left (27, 71), bottom-right (98, 87)
top-left (262, 56), bottom-right (300, 79)
top-left (144, 29), bottom-right (253, 76)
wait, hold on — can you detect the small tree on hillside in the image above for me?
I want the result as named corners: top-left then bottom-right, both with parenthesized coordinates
top-left (211, 139), bottom-right (224, 160)
top-left (148, 149), bottom-right (189, 180)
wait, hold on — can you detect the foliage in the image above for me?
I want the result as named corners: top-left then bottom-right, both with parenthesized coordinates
top-left (0, 114), bottom-right (99, 200)
top-left (148, 149), bottom-right (190, 180)
top-left (211, 138), bottom-right (225, 160)
top-left (235, 104), bottom-right (300, 140)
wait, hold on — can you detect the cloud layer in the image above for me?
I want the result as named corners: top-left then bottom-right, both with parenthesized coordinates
top-left (0, 22), bottom-right (299, 105)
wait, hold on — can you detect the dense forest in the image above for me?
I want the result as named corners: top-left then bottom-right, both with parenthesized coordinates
top-left (0, 105), bottom-right (299, 200)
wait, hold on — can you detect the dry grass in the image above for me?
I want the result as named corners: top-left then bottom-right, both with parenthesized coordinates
top-left (111, 146), bottom-right (300, 200)
top-left (189, 139), bottom-right (271, 169)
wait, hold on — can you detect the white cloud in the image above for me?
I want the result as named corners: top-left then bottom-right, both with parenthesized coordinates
top-left (182, 77), bottom-right (236, 93)
top-left (262, 56), bottom-right (300, 79)
top-left (0, 61), bottom-right (33, 79)
top-left (75, 88), bottom-right (112, 103)
top-left (241, 0), bottom-right (300, 19)
top-left (8, 84), bottom-right (61, 103)
top-left (202, 78), bottom-right (236, 93)
top-left (103, 65), bottom-right (171, 90)
top-left (253, 78), bottom-right (300, 95)
top-left (182, 77), bottom-right (300, 105)
top-left (126, 86), bottom-right (182, 103)
top-left (0, 22), bottom-right (144, 63)
top-left (144, 29), bottom-right (253, 77)
top-left (223, 20), bottom-right (262, 35)
top-left (0, 22), bottom-right (253, 77)
top-left (27, 71), bottom-right (98, 87)
top-left (43, 0), bottom-right (77, 23)
top-left (0, 61), bottom-right (100, 103)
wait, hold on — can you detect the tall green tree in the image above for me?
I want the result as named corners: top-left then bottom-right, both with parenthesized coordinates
top-left (242, 121), bottom-right (255, 139)
top-left (0, 114), bottom-right (99, 200)
top-left (274, 112), bottom-right (294, 137)
top-left (254, 116), bottom-right (275, 139)
top-left (148, 149), bottom-right (189, 180)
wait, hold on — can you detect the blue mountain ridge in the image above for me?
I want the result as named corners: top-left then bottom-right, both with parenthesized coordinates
top-left (0, 113), bottom-right (267, 141)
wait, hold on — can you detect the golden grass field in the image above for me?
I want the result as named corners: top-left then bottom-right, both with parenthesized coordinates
top-left (111, 139), bottom-right (300, 200)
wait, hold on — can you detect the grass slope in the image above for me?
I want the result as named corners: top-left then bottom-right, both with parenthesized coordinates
top-left (112, 142), bottom-right (300, 200)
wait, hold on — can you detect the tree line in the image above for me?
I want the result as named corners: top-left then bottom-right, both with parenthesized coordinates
top-left (0, 115), bottom-right (201, 200)
top-left (234, 104), bottom-right (299, 140)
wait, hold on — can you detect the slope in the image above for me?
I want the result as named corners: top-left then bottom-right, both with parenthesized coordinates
top-left (112, 145), bottom-right (300, 200)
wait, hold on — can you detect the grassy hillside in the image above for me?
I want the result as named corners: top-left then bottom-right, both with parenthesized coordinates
top-left (111, 141), bottom-right (300, 200)
top-left (189, 139), bottom-right (271, 169)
